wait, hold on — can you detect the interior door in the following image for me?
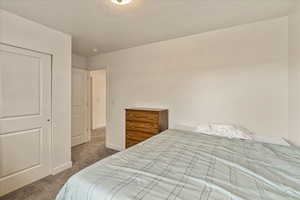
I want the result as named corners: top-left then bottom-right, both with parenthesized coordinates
top-left (0, 44), bottom-right (52, 196)
top-left (72, 68), bottom-right (89, 147)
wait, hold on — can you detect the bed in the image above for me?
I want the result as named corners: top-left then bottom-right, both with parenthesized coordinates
top-left (56, 129), bottom-right (300, 200)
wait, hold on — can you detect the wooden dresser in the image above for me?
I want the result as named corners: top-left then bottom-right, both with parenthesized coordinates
top-left (126, 108), bottom-right (168, 148)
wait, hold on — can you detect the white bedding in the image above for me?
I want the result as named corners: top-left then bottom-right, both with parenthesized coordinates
top-left (56, 129), bottom-right (300, 200)
top-left (252, 135), bottom-right (290, 146)
top-left (175, 123), bottom-right (290, 146)
top-left (175, 123), bottom-right (253, 140)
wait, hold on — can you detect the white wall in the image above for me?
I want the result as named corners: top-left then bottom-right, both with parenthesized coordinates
top-left (289, 3), bottom-right (300, 146)
top-left (0, 10), bottom-right (72, 173)
top-left (72, 54), bottom-right (88, 69)
top-left (91, 70), bottom-right (106, 129)
top-left (89, 17), bottom-right (289, 150)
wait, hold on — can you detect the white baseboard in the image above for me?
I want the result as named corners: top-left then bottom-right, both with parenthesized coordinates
top-left (52, 161), bottom-right (73, 175)
top-left (106, 143), bottom-right (124, 151)
top-left (93, 124), bottom-right (106, 130)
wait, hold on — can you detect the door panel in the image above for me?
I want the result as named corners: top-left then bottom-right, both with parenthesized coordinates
top-left (2, 52), bottom-right (40, 118)
top-left (0, 129), bottom-right (41, 178)
top-left (71, 68), bottom-right (88, 147)
top-left (0, 44), bottom-right (52, 196)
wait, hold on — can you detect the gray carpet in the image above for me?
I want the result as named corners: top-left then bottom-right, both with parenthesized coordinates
top-left (1, 128), bottom-right (117, 200)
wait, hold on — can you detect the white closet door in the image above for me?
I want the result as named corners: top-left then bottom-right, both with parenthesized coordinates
top-left (71, 68), bottom-right (89, 147)
top-left (0, 44), bottom-right (52, 196)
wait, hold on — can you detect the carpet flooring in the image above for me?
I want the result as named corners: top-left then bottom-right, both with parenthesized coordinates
top-left (1, 128), bottom-right (117, 200)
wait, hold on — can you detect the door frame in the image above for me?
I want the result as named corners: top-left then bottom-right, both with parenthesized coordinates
top-left (89, 67), bottom-right (110, 144)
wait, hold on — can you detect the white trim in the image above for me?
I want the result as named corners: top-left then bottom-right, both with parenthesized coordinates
top-left (50, 53), bottom-right (54, 181)
top-left (93, 124), bottom-right (106, 130)
top-left (87, 72), bottom-right (92, 142)
top-left (52, 161), bottom-right (73, 175)
top-left (89, 67), bottom-right (109, 145)
top-left (72, 136), bottom-right (84, 147)
top-left (72, 67), bottom-right (89, 72)
top-left (106, 143), bottom-right (124, 151)
top-left (105, 66), bottom-right (111, 148)
top-left (72, 66), bottom-right (88, 70)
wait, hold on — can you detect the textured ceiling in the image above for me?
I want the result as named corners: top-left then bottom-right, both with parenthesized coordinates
top-left (0, 0), bottom-right (296, 56)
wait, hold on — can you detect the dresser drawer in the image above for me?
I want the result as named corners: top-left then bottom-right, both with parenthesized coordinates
top-left (126, 121), bottom-right (159, 133)
top-left (126, 130), bottom-right (156, 141)
top-left (125, 108), bottom-right (168, 149)
top-left (126, 110), bottom-right (159, 123)
top-left (126, 139), bottom-right (140, 148)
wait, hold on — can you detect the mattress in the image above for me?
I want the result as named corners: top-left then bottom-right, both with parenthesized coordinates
top-left (56, 129), bottom-right (300, 200)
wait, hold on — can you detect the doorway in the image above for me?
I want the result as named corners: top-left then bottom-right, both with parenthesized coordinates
top-left (71, 68), bottom-right (89, 147)
top-left (90, 69), bottom-right (107, 145)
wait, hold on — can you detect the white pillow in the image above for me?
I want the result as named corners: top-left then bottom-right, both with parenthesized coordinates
top-left (196, 124), bottom-right (211, 133)
top-left (197, 123), bottom-right (253, 140)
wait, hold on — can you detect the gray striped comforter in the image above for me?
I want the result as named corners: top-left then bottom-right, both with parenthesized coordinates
top-left (56, 129), bottom-right (300, 200)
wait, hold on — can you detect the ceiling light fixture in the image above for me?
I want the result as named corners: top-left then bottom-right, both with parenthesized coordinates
top-left (111, 0), bottom-right (132, 5)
